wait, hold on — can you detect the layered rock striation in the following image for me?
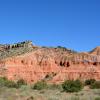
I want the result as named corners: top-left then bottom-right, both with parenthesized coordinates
top-left (0, 41), bottom-right (100, 83)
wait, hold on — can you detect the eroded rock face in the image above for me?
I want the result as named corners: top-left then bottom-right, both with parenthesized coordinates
top-left (0, 44), bottom-right (100, 84)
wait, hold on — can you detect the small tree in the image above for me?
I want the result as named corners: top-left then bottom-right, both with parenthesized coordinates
top-left (62, 80), bottom-right (83, 92)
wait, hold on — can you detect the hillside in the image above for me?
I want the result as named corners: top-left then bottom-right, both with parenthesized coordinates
top-left (0, 41), bottom-right (100, 83)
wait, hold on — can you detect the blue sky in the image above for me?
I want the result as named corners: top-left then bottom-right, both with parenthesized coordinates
top-left (0, 0), bottom-right (100, 52)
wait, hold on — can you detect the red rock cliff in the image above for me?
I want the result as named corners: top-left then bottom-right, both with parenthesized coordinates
top-left (0, 44), bottom-right (100, 84)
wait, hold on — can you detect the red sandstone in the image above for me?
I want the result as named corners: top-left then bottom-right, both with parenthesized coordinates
top-left (0, 46), bottom-right (100, 84)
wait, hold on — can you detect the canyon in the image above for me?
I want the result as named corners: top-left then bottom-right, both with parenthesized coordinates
top-left (0, 41), bottom-right (100, 84)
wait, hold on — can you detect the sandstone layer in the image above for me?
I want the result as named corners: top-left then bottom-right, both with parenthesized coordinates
top-left (0, 41), bottom-right (100, 83)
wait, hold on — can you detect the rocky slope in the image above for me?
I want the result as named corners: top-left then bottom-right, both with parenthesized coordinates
top-left (0, 41), bottom-right (100, 83)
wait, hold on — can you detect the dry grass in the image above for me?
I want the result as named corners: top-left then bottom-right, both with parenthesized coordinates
top-left (0, 86), bottom-right (100, 100)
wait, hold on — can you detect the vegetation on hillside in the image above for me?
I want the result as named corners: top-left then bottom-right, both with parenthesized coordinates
top-left (0, 77), bottom-right (100, 100)
top-left (85, 79), bottom-right (96, 85)
top-left (90, 81), bottom-right (100, 89)
top-left (32, 80), bottom-right (48, 90)
top-left (0, 77), bottom-right (26, 88)
top-left (62, 80), bottom-right (83, 92)
top-left (0, 77), bottom-right (100, 93)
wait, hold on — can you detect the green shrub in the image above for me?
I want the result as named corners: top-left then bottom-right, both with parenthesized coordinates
top-left (5, 80), bottom-right (18, 88)
top-left (33, 80), bottom-right (47, 90)
top-left (0, 77), bottom-right (8, 86)
top-left (85, 79), bottom-right (96, 85)
top-left (90, 81), bottom-right (100, 89)
top-left (17, 79), bottom-right (27, 88)
top-left (0, 77), bottom-right (27, 88)
top-left (62, 80), bottom-right (83, 92)
top-left (0, 77), bottom-right (18, 88)
top-left (95, 97), bottom-right (100, 100)
top-left (0, 77), bottom-right (7, 80)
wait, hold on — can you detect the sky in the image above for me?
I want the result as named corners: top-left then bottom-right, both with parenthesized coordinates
top-left (0, 0), bottom-right (100, 52)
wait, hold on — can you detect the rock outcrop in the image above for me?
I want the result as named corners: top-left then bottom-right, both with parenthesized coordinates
top-left (0, 41), bottom-right (100, 84)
